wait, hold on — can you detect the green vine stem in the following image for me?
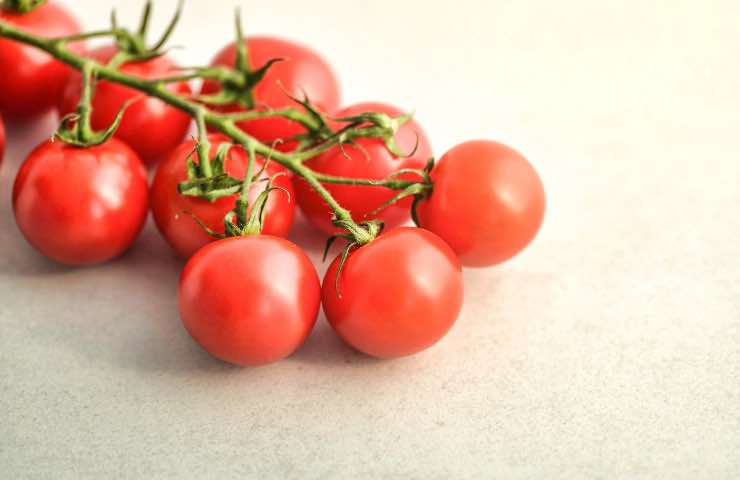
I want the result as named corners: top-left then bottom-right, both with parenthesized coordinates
top-left (1, 0), bottom-right (45, 13)
top-left (54, 61), bottom-right (132, 147)
top-left (0, 18), bottom-right (430, 243)
top-left (75, 63), bottom-right (96, 143)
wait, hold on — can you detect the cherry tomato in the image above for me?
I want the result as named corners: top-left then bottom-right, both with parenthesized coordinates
top-left (0, 114), bottom-right (5, 167)
top-left (0, 2), bottom-right (81, 119)
top-left (13, 138), bottom-right (148, 265)
top-left (201, 36), bottom-right (340, 149)
top-left (294, 102), bottom-right (432, 235)
top-left (179, 235), bottom-right (321, 366)
top-left (59, 45), bottom-right (192, 165)
top-left (417, 140), bottom-right (545, 267)
top-left (322, 227), bottom-right (463, 358)
top-left (151, 134), bottom-right (295, 258)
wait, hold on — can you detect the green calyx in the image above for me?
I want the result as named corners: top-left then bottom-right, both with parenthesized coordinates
top-left (179, 166), bottom-right (288, 240)
top-left (54, 63), bottom-right (130, 148)
top-left (228, 146), bottom-right (290, 236)
top-left (369, 157), bottom-right (435, 225)
top-left (323, 220), bottom-right (381, 297)
top-left (108, 0), bottom-right (183, 66)
top-left (1, 0), bottom-right (45, 13)
top-left (225, 176), bottom-right (288, 237)
top-left (178, 141), bottom-right (243, 202)
top-left (196, 10), bottom-right (282, 110)
top-left (331, 111), bottom-right (420, 158)
top-left (181, 139), bottom-right (289, 238)
top-left (280, 89), bottom-right (334, 149)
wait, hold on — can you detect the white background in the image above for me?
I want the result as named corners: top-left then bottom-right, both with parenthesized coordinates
top-left (1, 0), bottom-right (739, 478)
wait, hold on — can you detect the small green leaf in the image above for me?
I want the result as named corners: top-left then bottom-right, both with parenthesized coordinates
top-left (177, 173), bottom-right (242, 201)
top-left (185, 155), bottom-right (198, 181)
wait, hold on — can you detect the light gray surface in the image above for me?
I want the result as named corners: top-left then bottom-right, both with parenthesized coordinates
top-left (1, 1), bottom-right (739, 478)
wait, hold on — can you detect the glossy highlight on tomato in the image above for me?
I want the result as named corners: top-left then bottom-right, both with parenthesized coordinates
top-left (417, 140), bottom-right (545, 267)
top-left (13, 138), bottom-right (149, 265)
top-left (59, 45), bottom-right (192, 164)
top-left (322, 227), bottom-right (463, 358)
top-left (151, 135), bottom-right (295, 258)
top-left (201, 36), bottom-right (340, 149)
top-left (295, 102), bottom-right (432, 235)
top-left (0, 1), bottom-right (81, 119)
top-left (179, 235), bottom-right (321, 366)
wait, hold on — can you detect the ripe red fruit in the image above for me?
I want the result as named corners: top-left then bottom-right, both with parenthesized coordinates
top-left (417, 140), bottom-right (546, 267)
top-left (13, 138), bottom-right (149, 265)
top-left (0, 1), bottom-right (81, 119)
top-left (179, 236), bottom-right (321, 366)
top-left (322, 227), bottom-right (463, 358)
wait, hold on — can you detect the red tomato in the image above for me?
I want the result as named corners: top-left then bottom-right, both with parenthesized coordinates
top-left (322, 227), bottom-right (463, 358)
top-left (150, 135), bottom-right (295, 258)
top-left (0, 114), bottom-right (5, 166)
top-left (0, 1), bottom-right (81, 119)
top-left (417, 140), bottom-right (545, 267)
top-left (13, 138), bottom-right (148, 265)
top-left (295, 102), bottom-right (432, 235)
top-left (59, 45), bottom-right (192, 165)
top-left (179, 235), bottom-right (321, 366)
top-left (201, 36), bottom-right (340, 148)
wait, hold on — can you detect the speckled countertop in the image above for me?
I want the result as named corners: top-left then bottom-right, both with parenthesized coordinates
top-left (1, 1), bottom-right (738, 478)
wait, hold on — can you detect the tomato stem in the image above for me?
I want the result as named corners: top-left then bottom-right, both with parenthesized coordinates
top-left (239, 141), bottom-right (257, 227)
top-left (194, 110), bottom-right (214, 177)
top-left (77, 63), bottom-right (96, 143)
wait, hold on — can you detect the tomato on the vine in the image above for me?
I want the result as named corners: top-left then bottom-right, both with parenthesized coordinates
top-left (0, 1), bottom-right (81, 119)
top-left (59, 46), bottom-right (192, 165)
top-left (13, 138), bottom-right (148, 265)
top-left (179, 235), bottom-right (321, 366)
top-left (151, 135), bottom-right (295, 258)
top-left (417, 140), bottom-right (545, 267)
top-left (201, 36), bottom-right (340, 149)
top-left (322, 227), bottom-right (463, 358)
top-left (294, 102), bottom-right (432, 235)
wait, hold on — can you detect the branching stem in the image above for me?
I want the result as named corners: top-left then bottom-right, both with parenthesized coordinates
top-left (0, 19), bottom-right (428, 242)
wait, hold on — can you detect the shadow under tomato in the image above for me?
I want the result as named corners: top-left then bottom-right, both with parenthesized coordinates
top-left (0, 185), bottom-right (74, 277)
top-left (2, 221), bottom-right (234, 376)
top-left (287, 315), bottom-right (387, 367)
top-left (2, 111), bottom-right (59, 169)
top-left (0, 192), bottom-right (387, 378)
top-left (286, 211), bottom-right (336, 266)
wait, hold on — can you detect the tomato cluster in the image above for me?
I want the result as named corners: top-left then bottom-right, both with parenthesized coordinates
top-left (0, 1), bottom-right (545, 367)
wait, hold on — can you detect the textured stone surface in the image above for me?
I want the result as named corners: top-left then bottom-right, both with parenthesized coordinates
top-left (1, 1), bottom-right (738, 478)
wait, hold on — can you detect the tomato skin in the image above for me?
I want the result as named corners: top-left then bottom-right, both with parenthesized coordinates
top-left (150, 135), bottom-right (295, 258)
top-left (12, 138), bottom-right (148, 266)
top-left (201, 36), bottom-right (340, 148)
top-left (417, 140), bottom-right (545, 267)
top-left (0, 114), bottom-right (5, 166)
top-left (179, 235), bottom-right (321, 366)
top-left (322, 227), bottom-right (463, 358)
top-left (59, 46), bottom-right (192, 165)
top-left (0, 2), bottom-right (81, 119)
top-left (295, 102), bottom-right (432, 235)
